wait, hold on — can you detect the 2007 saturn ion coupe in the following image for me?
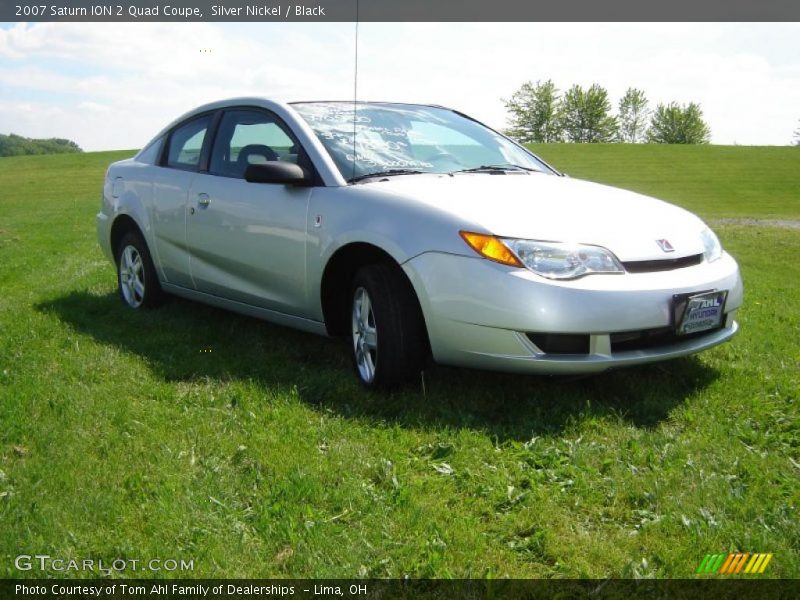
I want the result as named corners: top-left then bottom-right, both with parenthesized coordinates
top-left (97, 98), bottom-right (742, 388)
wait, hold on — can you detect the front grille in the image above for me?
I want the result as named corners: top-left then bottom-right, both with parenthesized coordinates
top-left (622, 253), bottom-right (703, 273)
top-left (610, 325), bottom-right (722, 352)
top-left (526, 325), bottom-right (724, 355)
top-left (526, 333), bottom-right (590, 354)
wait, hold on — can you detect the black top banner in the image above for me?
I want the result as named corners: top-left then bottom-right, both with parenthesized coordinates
top-left (3, 0), bottom-right (800, 22)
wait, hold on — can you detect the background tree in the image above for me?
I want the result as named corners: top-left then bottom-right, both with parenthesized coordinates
top-left (647, 102), bottom-right (711, 144)
top-left (0, 133), bottom-right (82, 157)
top-left (503, 80), bottom-right (562, 143)
top-left (794, 120), bottom-right (800, 146)
top-left (559, 84), bottom-right (618, 143)
top-left (617, 88), bottom-right (650, 143)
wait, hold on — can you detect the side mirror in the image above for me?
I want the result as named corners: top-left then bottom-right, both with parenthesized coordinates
top-left (244, 161), bottom-right (310, 185)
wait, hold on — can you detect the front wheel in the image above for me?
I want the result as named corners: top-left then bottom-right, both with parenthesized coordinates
top-left (350, 263), bottom-right (428, 389)
top-left (116, 231), bottom-right (163, 309)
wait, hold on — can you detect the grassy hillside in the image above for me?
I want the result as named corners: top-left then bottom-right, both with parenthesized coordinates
top-left (528, 144), bottom-right (800, 220)
top-left (0, 147), bottom-right (798, 579)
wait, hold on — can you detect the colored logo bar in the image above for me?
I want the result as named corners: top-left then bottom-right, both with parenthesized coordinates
top-left (696, 553), bottom-right (773, 574)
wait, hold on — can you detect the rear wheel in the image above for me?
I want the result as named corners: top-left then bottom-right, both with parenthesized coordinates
top-left (350, 263), bottom-right (427, 389)
top-left (116, 231), bottom-right (163, 309)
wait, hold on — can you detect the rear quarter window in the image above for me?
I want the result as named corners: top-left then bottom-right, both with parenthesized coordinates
top-left (166, 115), bottom-right (211, 171)
top-left (136, 137), bottom-right (164, 165)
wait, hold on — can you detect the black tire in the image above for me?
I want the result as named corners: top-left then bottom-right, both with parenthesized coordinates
top-left (115, 230), bottom-right (164, 309)
top-left (349, 263), bottom-right (428, 389)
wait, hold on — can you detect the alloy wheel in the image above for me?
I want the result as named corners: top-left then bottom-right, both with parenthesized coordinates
top-left (352, 286), bottom-right (378, 383)
top-left (119, 245), bottom-right (145, 308)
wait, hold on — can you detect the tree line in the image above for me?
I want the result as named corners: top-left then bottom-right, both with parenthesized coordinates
top-left (0, 133), bottom-right (82, 157)
top-left (503, 80), bottom-right (711, 144)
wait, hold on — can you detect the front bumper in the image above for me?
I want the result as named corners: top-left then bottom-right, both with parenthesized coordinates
top-left (403, 251), bottom-right (743, 375)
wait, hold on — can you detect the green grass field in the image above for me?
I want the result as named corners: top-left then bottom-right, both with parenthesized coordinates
top-left (529, 144), bottom-right (800, 220)
top-left (0, 145), bottom-right (798, 579)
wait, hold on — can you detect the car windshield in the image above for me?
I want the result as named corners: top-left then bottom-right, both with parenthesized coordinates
top-left (292, 102), bottom-right (553, 181)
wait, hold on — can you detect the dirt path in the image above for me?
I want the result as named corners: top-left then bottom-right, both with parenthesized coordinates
top-left (710, 218), bottom-right (800, 230)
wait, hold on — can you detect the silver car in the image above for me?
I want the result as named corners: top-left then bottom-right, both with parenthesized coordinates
top-left (97, 98), bottom-right (743, 388)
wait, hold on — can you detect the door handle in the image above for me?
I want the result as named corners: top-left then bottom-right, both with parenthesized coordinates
top-left (197, 193), bottom-right (210, 208)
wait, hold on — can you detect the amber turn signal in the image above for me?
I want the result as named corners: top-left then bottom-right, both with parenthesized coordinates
top-left (459, 231), bottom-right (523, 267)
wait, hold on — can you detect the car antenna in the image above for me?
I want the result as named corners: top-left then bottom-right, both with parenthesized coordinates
top-left (352, 0), bottom-right (359, 182)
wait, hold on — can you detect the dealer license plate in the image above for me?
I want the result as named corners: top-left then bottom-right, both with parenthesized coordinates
top-left (675, 290), bottom-right (727, 336)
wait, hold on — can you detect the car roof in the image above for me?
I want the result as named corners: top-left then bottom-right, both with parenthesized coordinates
top-left (154, 98), bottom-right (456, 138)
top-left (149, 98), bottom-right (461, 145)
top-left (289, 100), bottom-right (452, 109)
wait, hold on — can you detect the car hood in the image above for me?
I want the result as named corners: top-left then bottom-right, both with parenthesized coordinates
top-left (363, 173), bottom-right (708, 262)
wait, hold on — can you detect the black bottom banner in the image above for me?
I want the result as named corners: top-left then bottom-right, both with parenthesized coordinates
top-left (1, 579), bottom-right (798, 600)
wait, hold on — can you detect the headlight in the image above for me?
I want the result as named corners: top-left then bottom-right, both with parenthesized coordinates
top-left (700, 228), bottom-right (722, 262)
top-left (506, 239), bottom-right (624, 279)
top-left (460, 231), bottom-right (623, 279)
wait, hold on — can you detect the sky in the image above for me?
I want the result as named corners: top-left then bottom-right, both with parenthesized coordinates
top-left (0, 22), bottom-right (798, 150)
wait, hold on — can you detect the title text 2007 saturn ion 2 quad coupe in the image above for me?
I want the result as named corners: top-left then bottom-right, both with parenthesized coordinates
top-left (97, 98), bottom-right (742, 388)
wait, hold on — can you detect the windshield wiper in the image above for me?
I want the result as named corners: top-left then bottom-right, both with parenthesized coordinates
top-left (452, 164), bottom-right (539, 174)
top-left (348, 169), bottom-right (426, 183)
